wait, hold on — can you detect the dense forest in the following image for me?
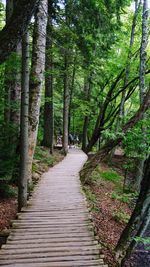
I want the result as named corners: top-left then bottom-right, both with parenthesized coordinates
top-left (0, 0), bottom-right (150, 266)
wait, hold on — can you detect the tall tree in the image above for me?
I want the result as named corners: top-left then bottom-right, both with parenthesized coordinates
top-left (62, 1), bottom-right (70, 155)
top-left (42, 0), bottom-right (54, 154)
top-left (82, 73), bottom-right (91, 151)
top-left (118, 0), bottom-right (141, 123)
top-left (28, 0), bottom-right (48, 182)
top-left (18, 31), bottom-right (29, 212)
top-left (134, 0), bottom-right (149, 191)
top-left (4, 0), bottom-right (14, 125)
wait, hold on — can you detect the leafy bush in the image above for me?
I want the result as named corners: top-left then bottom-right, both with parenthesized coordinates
top-left (0, 183), bottom-right (17, 198)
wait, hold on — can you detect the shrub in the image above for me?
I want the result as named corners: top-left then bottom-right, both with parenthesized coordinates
top-left (0, 183), bottom-right (17, 198)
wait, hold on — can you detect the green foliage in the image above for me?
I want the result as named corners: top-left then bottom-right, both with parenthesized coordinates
top-left (123, 120), bottom-right (150, 159)
top-left (111, 189), bottom-right (138, 203)
top-left (113, 210), bottom-right (130, 224)
top-left (100, 170), bottom-right (122, 183)
top-left (83, 186), bottom-right (99, 212)
top-left (134, 237), bottom-right (150, 249)
top-left (0, 183), bottom-right (17, 198)
top-left (34, 146), bottom-right (54, 166)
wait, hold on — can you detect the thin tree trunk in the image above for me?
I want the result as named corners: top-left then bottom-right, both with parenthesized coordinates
top-left (119, 0), bottom-right (141, 121)
top-left (4, 0), bottom-right (21, 157)
top-left (134, 0), bottom-right (149, 192)
top-left (28, 0), bottom-right (48, 182)
top-left (85, 69), bottom-right (124, 153)
top-left (10, 42), bottom-right (21, 127)
top-left (82, 75), bottom-right (90, 151)
top-left (63, 53), bottom-right (69, 155)
top-left (68, 53), bottom-right (76, 134)
top-left (42, 2), bottom-right (54, 154)
top-left (18, 31), bottom-right (29, 212)
top-left (80, 88), bottom-right (150, 184)
top-left (4, 0), bottom-right (14, 126)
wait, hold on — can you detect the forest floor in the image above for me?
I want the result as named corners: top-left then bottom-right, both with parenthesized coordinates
top-left (83, 151), bottom-right (137, 267)
top-left (0, 147), bottom-right (64, 243)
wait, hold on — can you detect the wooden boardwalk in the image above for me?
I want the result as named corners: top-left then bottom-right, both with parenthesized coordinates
top-left (0, 149), bottom-right (107, 267)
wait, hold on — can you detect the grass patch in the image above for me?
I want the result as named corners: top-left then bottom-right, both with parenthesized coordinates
top-left (111, 189), bottom-right (138, 203)
top-left (100, 170), bottom-right (122, 183)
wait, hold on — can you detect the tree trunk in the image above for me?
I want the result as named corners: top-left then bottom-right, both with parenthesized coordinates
top-left (3, 0), bottom-right (21, 162)
top-left (10, 42), bottom-right (21, 127)
top-left (68, 53), bottom-right (76, 134)
top-left (28, 0), bottom-right (48, 182)
top-left (4, 0), bottom-right (14, 126)
top-left (18, 31), bottom-right (29, 212)
top-left (62, 53), bottom-right (69, 155)
top-left (119, 0), bottom-right (141, 122)
top-left (134, 0), bottom-right (149, 192)
top-left (42, 2), bottom-right (54, 154)
top-left (0, 0), bottom-right (40, 64)
top-left (82, 75), bottom-right (91, 152)
top-left (80, 87), bottom-right (150, 184)
top-left (85, 69), bottom-right (124, 153)
top-left (115, 155), bottom-right (150, 265)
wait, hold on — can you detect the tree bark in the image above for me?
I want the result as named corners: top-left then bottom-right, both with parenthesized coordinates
top-left (18, 31), bottom-right (29, 212)
top-left (134, 0), bottom-right (149, 191)
top-left (62, 53), bottom-right (69, 155)
top-left (4, 0), bottom-right (21, 154)
top-left (28, 0), bottom-right (48, 182)
top-left (0, 0), bottom-right (40, 64)
top-left (3, 0), bottom-right (14, 125)
top-left (118, 0), bottom-right (141, 124)
top-left (42, 2), bottom-right (54, 154)
top-left (82, 75), bottom-right (91, 151)
top-left (115, 155), bottom-right (150, 265)
top-left (68, 53), bottom-right (76, 134)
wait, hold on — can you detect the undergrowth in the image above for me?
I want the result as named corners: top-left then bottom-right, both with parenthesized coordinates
top-left (34, 146), bottom-right (54, 166)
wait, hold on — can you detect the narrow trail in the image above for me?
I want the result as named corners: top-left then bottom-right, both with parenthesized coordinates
top-left (0, 149), bottom-right (107, 267)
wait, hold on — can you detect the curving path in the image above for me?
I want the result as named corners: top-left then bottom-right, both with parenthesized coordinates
top-left (0, 149), bottom-right (107, 267)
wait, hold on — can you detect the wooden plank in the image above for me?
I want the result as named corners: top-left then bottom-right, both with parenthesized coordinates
top-left (8, 232), bottom-right (93, 241)
top-left (0, 255), bottom-right (103, 264)
top-left (0, 246), bottom-right (101, 255)
top-left (0, 261), bottom-right (104, 267)
top-left (6, 237), bottom-right (95, 244)
top-left (2, 241), bottom-right (99, 249)
top-left (0, 250), bottom-right (100, 259)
